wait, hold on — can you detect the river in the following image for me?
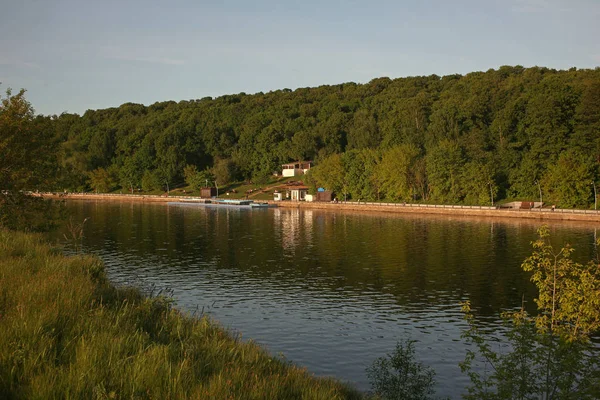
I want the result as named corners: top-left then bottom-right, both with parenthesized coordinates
top-left (54, 200), bottom-right (598, 398)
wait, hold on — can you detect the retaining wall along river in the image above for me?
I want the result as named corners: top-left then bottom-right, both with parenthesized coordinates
top-left (38, 192), bottom-right (600, 223)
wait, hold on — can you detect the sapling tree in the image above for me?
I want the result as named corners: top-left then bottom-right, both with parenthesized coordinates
top-left (461, 226), bottom-right (600, 400)
top-left (367, 339), bottom-right (439, 400)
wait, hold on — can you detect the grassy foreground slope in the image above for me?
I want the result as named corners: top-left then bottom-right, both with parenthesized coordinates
top-left (0, 230), bottom-right (361, 399)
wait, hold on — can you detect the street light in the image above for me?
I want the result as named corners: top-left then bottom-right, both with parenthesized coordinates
top-left (489, 181), bottom-right (494, 207)
top-left (535, 180), bottom-right (542, 209)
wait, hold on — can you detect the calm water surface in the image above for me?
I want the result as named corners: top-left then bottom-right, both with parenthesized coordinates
top-left (55, 201), bottom-right (598, 398)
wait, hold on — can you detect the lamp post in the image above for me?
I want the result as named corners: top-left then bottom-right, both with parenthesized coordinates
top-left (214, 181), bottom-right (219, 198)
top-left (535, 180), bottom-right (542, 209)
top-left (489, 181), bottom-right (494, 207)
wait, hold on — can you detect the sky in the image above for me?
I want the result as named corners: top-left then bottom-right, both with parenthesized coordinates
top-left (1, 0), bottom-right (599, 116)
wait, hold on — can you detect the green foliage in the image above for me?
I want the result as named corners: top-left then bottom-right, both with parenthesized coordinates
top-left (348, 108), bottom-right (380, 150)
top-left (521, 226), bottom-right (600, 339)
top-left (0, 88), bottom-right (57, 191)
top-left (0, 193), bottom-right (65, 232)
top-left (141, 170), bottom-right (163, 192)
top-left (307, 153), bottom-right (347, 196)
top-left (376, 144), bottom-right (421, 202)
top-left (212, 158), bottom-right (238, 186)
top-left (542, 151), bottom-right (595, 208)
top-left (367, 339), bottom-right (438, 400)
top-left (343, 149), bottom-right (381, 201)
top-left (87, 166), bottom-right (118, 193)
top-left (426, 140), bottom-right (465, 203)
top-left (461, 162), bottom-right (497, 206)
top-left (507, 153), bottom-right (544, 200)
top-left (118, 151), bottom-right (152, 192)
top-left (17, 66), bottom-right (598, 207)
top-left (0, 229), bottom-right (362, 399)
top-left (0, 88), bottom-right (63, 231)
top-left (460, 227), bottom-right (600, 399)
top-left (183, 164), bottom-right (214, 191)
top-left (87, 127), bottom-right (115, 169)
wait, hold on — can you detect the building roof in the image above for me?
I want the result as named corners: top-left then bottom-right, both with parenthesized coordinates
top-left (281, 161), bottom-right (312, 167)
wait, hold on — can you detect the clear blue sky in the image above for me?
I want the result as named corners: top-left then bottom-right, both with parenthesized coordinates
top-left (1, 0), bottom-right (599, 116)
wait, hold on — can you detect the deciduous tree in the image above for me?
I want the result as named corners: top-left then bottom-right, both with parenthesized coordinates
top-left (461, 227), bottom-right (600, 399)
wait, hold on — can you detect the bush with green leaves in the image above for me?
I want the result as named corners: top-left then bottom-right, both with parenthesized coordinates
top-left (367, 339), bottom-right (438, 400)
top-left (460, 226), bottom-right (600, 399)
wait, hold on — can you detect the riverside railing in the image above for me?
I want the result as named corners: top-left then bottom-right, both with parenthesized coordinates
top-left (35, 192), bottom-right (271, 204)
top-left (36, 192), bottom-right (600, 216)
top-left (321, 200), bottom-right (600, 215)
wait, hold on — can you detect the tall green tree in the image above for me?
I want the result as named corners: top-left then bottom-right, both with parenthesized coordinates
top-left (425, 140), bottom-right (465, 203)
top-left (141, 170), bottom-right (163, 192)
top-left (542, 151), bottom-right (595, 208)
top-left (306, 153), bottom-right (347, 199)
top-left (183, 164), bottom-right (214, 190)
top-left (343, 149), bottom-right (381, 201)
top-left (87, 167), bottom-right (117, 193)
top-left (461, 162), bottom-right (498, 206)
top-left (0, 88), bottom-right (62, 231)
top-left (0, 88), bottom-right (56, 191)
top-left (212, 158), bottom-right (238, 186)
top-left (376, 144), bottom-right (421, 202)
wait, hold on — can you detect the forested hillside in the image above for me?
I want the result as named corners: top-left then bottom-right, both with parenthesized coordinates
top-left (46, 66), bottom-right (600, 207)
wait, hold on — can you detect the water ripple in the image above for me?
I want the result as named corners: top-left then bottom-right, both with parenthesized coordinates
top-left (53, 201), bottom-right (598, 399)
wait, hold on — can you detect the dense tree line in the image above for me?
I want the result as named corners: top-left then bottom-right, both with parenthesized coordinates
top-left (27, 66), bottom-right (600, 207)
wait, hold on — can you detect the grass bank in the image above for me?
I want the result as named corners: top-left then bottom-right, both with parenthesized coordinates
top-left (0, 229), bottom-right (362, 399)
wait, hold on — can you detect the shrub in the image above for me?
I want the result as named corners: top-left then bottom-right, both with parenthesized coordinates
top-left (367, 339), bottom-right (437, 400)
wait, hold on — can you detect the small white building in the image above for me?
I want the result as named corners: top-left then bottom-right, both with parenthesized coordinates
top-left (273, 191), bottom-right (283, 201)
top-left (281, 161), bottom-right (312, 177)
top-left (289, 186), bottom-right (309, 201)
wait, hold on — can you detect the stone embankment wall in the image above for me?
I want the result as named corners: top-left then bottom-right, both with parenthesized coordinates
top-left (270, 200), bottom-right (600, 223)
top-left (39, 192), bottom-right (194, 203)
top-left (40, 193), bottom-right (600, 223)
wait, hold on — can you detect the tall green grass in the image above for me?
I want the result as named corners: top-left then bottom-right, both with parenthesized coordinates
top-left (0, 230), bottom-right (362, 399)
